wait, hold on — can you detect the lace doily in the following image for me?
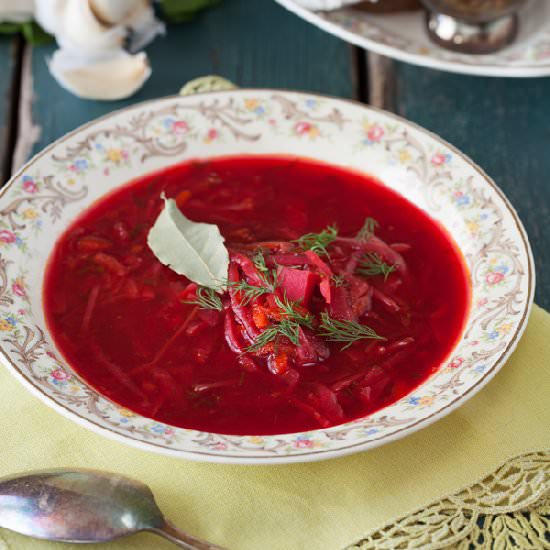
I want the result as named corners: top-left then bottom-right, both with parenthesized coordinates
top-left (349, 451), bottom-right (550, 549)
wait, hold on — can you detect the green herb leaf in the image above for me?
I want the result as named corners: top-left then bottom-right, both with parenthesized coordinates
top-left (246, 295), bottom-right (316, 352)
top-left (147, 194), bottom-right (229, 290)
top-left (356, 217), bottom-right (379, 241)
top-left (250, 249), bottom-right (278, 292)
top-left (331, 274), bottom-right (346, 287)
top-left (183, 286), bottom-right (223, 311)
top-left (357, 252), bottom-right (396, 281)
top-left (276, 319), bottom-right (302, 346)
top-left (246, 318), bottom-right (301, 352)
top-left (158, 0), bottom-right (220, 22)
top-left (318, 312), bottom-right (385, 350)
top-left (0, 21), bottom-right (53, 45)
top-left (228, 280), bottom-right (270, 306)
top-left (246, 326), bottom-right (279, 352)
top-left (0, 22), bottom-right (21, 34)
top-left (294, 225), bottom-right (338, 257)
top-left (252, 249), bottom-right (269, 273)
top-left (273, 295), bottom-right (314, 329)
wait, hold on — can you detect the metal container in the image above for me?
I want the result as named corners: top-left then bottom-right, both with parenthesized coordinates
top-left (419, 0), bottom-right (528, 54)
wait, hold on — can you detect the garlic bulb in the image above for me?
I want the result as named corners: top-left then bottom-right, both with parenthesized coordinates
top-left (34, 0), bottom-right (164, 101)
top-left (0, 0), bottom-right (34, 22)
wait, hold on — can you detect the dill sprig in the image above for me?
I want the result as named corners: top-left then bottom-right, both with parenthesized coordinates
top-left (273, 295), bottom-right (314, 329)
top-left (246, 326), bottom-right (278, 352)
top-left (228, 279), bottom-right (270, 305)
top-left (356, 217), bottom-right (379, 241)
top-left (357, 252), bottom-right (396, 281)
top-left (252, 249), bottom-right (269, 273)
top-left (223, 250), bottom-right (279, 306)
top-left (246, 319), bottom-right (301, 352)
top-left (294, 225), bottom-right (338, 256)
top-left (262, 269), bottom-right (278, 292)
top-left (331, 274), bottom-right (346, 287)
top-left (183, 286), bottom-right (223, 311)
top-left (246, 295), bottom-right (313, 352)
top-left (318, 312), bottom-right (385, 350)
top-left (276, 319), bottom-right (302, 346)
top-left (252, 249), bottom-right (278, 291)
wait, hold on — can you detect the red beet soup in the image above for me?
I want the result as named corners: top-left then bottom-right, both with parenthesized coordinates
top-left (44, 156), bottom-right (470, 435)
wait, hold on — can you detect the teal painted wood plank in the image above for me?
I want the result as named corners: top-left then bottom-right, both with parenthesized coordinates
top-left (0, 36), bottom-right (16, 183)
top-left (393, 64), bottom-right (550, 309)
top-left (28, 0), bottom-right (354, 158)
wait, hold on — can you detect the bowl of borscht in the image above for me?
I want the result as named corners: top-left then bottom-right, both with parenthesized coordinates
top-left (0, 91), bottom-right (533, 463)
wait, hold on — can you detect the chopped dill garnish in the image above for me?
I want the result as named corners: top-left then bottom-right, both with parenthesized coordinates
top-left (276, 319), bottom-right (302, 346)
top-left (246, 326), bottom-right (279, 352)
top-left (246, 319), bottom-right (301, 352)
top-left (356, 217), bottom-right (379, 241)
top-left (262, 268), bottom-right (278, 292)
top-left (273, 295), bottom-right (314, 328)
top-left (250, 249), bottom-right (278, 291)
top-left (331, 274), bottom-right (346, 287)
top-left (294, 225), bottom-right (338, 256)
top-left (246, 296), bottom-right (314, 352)
top-left (183, 286), bottom-right (223, 311)
top-left (252, 249), bottom-right (269, 273)
top-left (318, 312), bottom-right (385, 350)
top-left (357, 252), bottom-right (396, 281)
top-left (222, 249), bottom-right (278, 306)
top-left (228, 279), bottom-right (271, 305)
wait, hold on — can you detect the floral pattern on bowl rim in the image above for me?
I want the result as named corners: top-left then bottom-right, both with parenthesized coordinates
top-left (0, 90), bottom-right (534, 464)
top-left (275, 0), bottom-right (550, 78)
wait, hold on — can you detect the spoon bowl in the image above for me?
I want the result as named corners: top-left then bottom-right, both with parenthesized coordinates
top-left (0, 468), bottom-right (224, 549)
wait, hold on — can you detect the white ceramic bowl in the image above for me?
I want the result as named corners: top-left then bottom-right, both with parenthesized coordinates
top-left (0, 90), bottom-right (534, 463)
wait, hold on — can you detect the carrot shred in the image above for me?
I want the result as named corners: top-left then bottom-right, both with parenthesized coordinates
top-left (252, 304), bottom-right (269, 329)
top-left (77, 236), bottom-right (112, 252)
top-left (175, 190), bottom-right (192, 208)
top-left (93, 252), bottom-right (127, 277)
top-left (272, 352), bottom-right (289, 375)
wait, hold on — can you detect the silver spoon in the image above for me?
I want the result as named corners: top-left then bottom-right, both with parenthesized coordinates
top-left (0, 468), bottom-right (226, 549)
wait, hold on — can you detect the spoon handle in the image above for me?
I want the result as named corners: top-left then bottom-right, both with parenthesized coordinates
top-left (152, 521), bottom-right (228, 550)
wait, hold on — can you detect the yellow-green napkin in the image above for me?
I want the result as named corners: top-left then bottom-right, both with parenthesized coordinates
top-left (0, 305), bottom-right (548, 550)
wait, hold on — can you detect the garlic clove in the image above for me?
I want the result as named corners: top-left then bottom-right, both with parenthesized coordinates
top-left (34, 0), bottom-right (67, 35)
top-left (57, 0), bottom-right (126, 55)
top-left (36, 0), bottom-right (163, 57)
top-left (48, 50), bottom-right (151, 101)
top-left (35, 0), bottom-right (161, 101)
top-left (123, 0), bottom-right (165, 53)
top-left (88, 0), bottom-right (136, 25)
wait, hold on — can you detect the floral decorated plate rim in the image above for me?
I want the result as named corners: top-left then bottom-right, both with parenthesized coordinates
top-left (0, 90), bottom-right (534, 464)
top-left (275, 0), bottom-right (550, 78)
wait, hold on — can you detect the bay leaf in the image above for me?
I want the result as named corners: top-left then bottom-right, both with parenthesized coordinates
top-left (147, 194), bottom-right (229, 290)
